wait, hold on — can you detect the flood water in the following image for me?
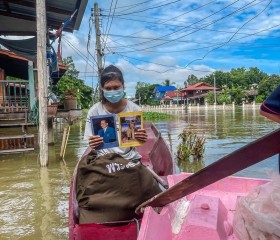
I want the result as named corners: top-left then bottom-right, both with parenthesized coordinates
top-left (0, 106), bottom-right (279, 239)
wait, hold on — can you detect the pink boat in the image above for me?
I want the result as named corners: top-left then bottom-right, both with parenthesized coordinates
top-left (138, 173), bottom-right (270, 240)
top-left (69, 123), bottom-right (174, 240)
top-left (69, 124), bottom-right (279, 240)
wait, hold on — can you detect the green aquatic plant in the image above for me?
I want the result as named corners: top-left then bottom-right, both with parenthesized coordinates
top-left (176, 129), bottom-right (205, 163)
top-left (143, 111), bottom-right (174, 121)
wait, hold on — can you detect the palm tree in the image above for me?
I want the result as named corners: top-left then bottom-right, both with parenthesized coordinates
top-left (162, 79), bottom-right (175, 86)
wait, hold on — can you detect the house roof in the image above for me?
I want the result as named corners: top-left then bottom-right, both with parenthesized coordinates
top-left (0, 49), bottom-right (67, 82)
top-left (154, 86), bottom-right (176, 92)
top-left (0, 0), bottom-right (88, 35)
top-left (161, 96), bottom-right (172, 101)
top-left (166, 91), bottom-right (185, 98)
top-left (181, 82), bottom-right (219, 92)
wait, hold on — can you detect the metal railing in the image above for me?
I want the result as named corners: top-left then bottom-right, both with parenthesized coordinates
top-left (0, 80), bottom-right (30, 112)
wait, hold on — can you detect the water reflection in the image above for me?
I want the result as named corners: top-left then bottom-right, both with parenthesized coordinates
top-left (40, 167), bottom-right (53, 239)
top-left (0, 106), bottom-right (279, 239)
top-left (177, 157), bottom-right (205, 173)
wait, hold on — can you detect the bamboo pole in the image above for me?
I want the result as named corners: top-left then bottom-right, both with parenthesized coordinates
top-left (60, 126), bottom-right (71, 160)
top-left (36, 0), bottom-right (48, 166)
top-left (143, 165), bottom-right (169, 189)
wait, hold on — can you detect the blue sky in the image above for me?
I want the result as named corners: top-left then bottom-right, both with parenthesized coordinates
top-left (63, 0), bottom-right (280, 97)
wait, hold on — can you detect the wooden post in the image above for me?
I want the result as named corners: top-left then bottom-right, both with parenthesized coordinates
top-left (36, 0), bottom-right (48, 166)
top-left (60, 127), bottom-right (68, 158)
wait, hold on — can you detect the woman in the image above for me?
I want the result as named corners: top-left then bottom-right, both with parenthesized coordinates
top-left (84, 64), bottom-right (147, 159)
top-left (78, 65), bottom-right (161, 224)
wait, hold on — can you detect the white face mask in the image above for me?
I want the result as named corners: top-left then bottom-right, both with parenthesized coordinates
top-left (103, 88), bottom-right (124, 103)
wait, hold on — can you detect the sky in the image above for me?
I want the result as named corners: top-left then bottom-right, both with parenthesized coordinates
top-left (60, 0), bottom-right (280, 97)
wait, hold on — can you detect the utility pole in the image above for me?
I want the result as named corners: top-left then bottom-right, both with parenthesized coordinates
top-left (94, 3), bottom-right (103, 98)
top-left (36, 0), bottom-right (48, 166)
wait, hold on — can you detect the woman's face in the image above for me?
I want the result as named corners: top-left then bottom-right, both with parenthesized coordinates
top-left (102, 79), bottom-right (124, 91)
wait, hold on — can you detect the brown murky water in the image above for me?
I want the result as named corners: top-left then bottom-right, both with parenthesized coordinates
top-left (0, 106), bottom-right (278, 239)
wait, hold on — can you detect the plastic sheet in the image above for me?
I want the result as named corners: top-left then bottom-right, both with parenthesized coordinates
top-left (233, 172), bottom-right (280, 240)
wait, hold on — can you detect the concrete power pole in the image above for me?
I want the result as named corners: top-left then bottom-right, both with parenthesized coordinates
top-left (36, 0), bottom-right (48, 166)
top-left (94, 3), bottom-right (103, 98)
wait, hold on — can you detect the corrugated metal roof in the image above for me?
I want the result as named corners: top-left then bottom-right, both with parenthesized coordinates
top-left (154, 86), bottom-right (176, 92)
top-left (0, 0), bottom-right (88, 35)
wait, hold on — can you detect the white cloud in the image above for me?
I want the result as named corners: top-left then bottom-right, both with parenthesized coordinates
top-left (51, 0), bottom-right (280, 96)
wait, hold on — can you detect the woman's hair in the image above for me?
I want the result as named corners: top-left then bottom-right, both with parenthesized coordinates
top-left (100, 65), bottom-right (124, 102)
top-left (101, 65), bottom-right (124, 87)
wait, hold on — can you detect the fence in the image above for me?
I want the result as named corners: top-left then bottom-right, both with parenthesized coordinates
top-left (0, 80), bottom-right (29, 112)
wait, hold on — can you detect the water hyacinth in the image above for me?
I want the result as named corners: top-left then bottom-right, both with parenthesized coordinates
top-left (143, 112), bottom-right (174, 121)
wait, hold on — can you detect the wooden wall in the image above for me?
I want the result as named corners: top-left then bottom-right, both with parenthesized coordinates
top-left (0, 68), bottom-right (5, 106)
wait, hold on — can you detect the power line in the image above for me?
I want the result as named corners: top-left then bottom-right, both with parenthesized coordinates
top-left (101, 0), bottom-right (153, 11)
top-left (107, 17), bottom-right (280, 41)
top-left (101, 0), bottom-right (181, 16)
top-left (185, 0), bottom-right (273, 68)
top-left (62, 38), bottom-right (98, 72)
top-left (111, 0), bottom-right (216, 42)
top-left (103, 0), bottom-right (118, 55)
top-left (106, 23), bottom-right (280, 54)
top-left (123, 0), bottom-right (262, 51)
top-left (116, 53), bottom-right (214, 73)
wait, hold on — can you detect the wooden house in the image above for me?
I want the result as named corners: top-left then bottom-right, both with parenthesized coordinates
top-left (0, 0), bottom-right (88, 153)
top-left (180, 82), bottom-right (220, 105)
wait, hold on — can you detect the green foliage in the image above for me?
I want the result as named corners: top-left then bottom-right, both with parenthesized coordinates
top-left (135, 82), bottom-right (160, 105)
top-left (176, 129), bottom-right (205, 162)
top-left (143, 112), bottom-right (174, 121)
top-left (185, 74), bottom-right (199, 85)
top-left (53, 57), bottom-right (93, 109)
top-left (205, 91), bottom-right (215, 104)
top-left (162, 79), bottom-right (175, 86)
top-left (135, 67), bottom-right (280, 105)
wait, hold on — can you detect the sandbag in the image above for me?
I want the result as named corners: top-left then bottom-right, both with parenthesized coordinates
top-left (233, 173), bottom-right (280, 240)
top-left (76, 150), bottom-right (162, 224)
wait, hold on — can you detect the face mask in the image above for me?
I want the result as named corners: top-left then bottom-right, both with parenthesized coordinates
top-left (103, 88), bottom-right (124, 103)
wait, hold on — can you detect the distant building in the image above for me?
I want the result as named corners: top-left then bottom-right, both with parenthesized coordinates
top-left (180, 82), bottom-right (220, 105)
top-left (153, 86), bottom-right (176, 101)
top-left (164, 91), bottom-right (185, 105)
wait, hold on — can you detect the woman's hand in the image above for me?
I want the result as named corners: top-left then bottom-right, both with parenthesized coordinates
top-left (89, 135), bottom-right (103, 149)
top-left (134, 129), bottom-right (148, 143)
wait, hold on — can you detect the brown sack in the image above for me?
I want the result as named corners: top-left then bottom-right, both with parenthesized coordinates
top-left (76, 150), bottom-right (162, 224)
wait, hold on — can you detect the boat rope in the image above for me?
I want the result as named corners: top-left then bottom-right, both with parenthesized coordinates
top-left (131, 218), bottom-right (140, 235)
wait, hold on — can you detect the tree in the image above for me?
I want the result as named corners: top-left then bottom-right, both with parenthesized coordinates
top-left (257, 74), bottom-right (280, 103)
top-left (162, 79), bottom-right (175, 86)
top-left (53, 57), bottom-right (93, 109)
top-left (185, 74), bottom-right (198, 86)
top-left (135, 82), bottom-right (160, 105)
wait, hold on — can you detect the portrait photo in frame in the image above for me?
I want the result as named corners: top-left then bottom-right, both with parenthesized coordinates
top-left (90, 114), bottom-right (119, 150)
top-left (118, 111), bottom-right (143, 148)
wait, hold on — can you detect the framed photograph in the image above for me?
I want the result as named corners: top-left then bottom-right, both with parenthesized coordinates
top-left (90, 114), bottom-right (119, 150)
top-left (118, 111), bottom-right (143, 148)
